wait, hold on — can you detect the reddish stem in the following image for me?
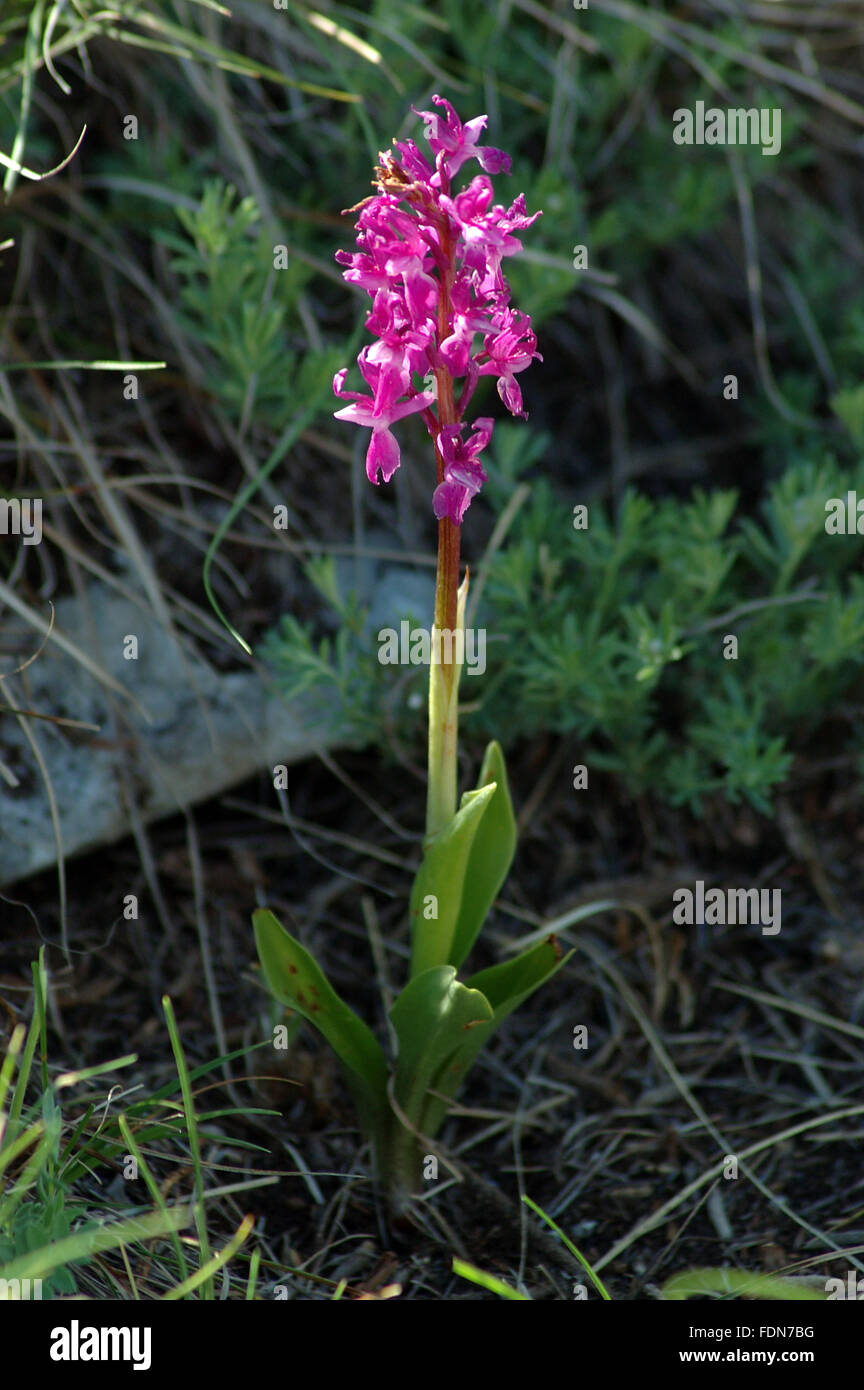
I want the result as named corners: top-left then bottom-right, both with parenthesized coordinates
top-left (431, 214), bottom-right (461, 646)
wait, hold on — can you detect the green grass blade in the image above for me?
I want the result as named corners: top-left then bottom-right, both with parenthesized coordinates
top-left (452, 1258), bottom-right (531, 1300)
top-left (162, 1213), bottom-right (254, 1301)
top-left (117, 1114), bottom-right (190, 1284)
top-left (522, 1195), bottom-right (612, 1299)
top-left (162, 996), bottom-right (213, 1296)
top-left (5, 952), bottom-right (47, 1149)
top-left (0, 1206), bottom-right (190, 1285)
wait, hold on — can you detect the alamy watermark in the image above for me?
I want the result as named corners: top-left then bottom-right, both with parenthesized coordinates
top-left (378, 622), bottom-right (486, 676)
top-left (673, 880), bottom-right (781, 936)
top-left (673, 101), bottom-right (782, 157)
top-left (826, 1271), bottom-right (864, 1300)
top-left (0, 1277), bottom-right (42, 1299)
top-left (0, 496), bottom-right (42, 545)
top-left (825, 491), bottom-right (864, 534)
top-left (49, 1321), bottom-right (151, 1371)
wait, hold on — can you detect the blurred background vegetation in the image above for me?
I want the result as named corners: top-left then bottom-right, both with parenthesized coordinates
top-left (6, 0), bottom-right (864, 823)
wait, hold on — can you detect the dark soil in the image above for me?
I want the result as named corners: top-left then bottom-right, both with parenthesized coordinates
top-left (6, 733), bottom-right (863, 1300)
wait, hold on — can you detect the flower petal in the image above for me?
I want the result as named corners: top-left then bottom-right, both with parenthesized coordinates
top-left (367, 426), bottom-right (401, 484)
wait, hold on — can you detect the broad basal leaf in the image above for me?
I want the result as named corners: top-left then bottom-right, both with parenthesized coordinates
top-left (252, 908), bottom-right (389, 1134)
top-left (414, 937), bottom-right (573, 1137)
top-left (390, 965), bottom-right (493, 1139)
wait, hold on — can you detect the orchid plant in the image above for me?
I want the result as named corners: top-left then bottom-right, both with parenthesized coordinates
top-left (253, 97), bottom-right (571, 1210)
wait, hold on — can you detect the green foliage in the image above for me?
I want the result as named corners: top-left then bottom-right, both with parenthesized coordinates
top-left (257, 555), bottom-right (385, 743)
top-left (0, 1181), bottom-right (77, 1299)
top-left (409, 782), bottom-right (497, 976)
top-left (447, 741), bottom-right (517, 970)
top-left (478, 450), bottom-right (864, 814)
top-left (390, 966), bottom-right (494, 1141)
top-left (0, 951), bottom-right (265, 1299)
top-left (265, 441), bottom-right (864, 817)
top-left (252, 908), bottom-right (390, 1145)
top-left (253, 725), bottom-right (568, 1204)
top-left (161, 181), bottom-right (343, 431)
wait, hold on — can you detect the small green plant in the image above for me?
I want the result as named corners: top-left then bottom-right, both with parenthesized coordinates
top-left (257, 554), bottom-right (384, 744)
top-left (0, 953), bottom-right (185, 1298)
top-left (162, 180), bottom-right (342, 433)
top-left (0, 950), bottom-right (268, 1299)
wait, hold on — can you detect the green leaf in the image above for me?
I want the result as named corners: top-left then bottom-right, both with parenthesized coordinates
top-left (448, 741), bottom-right (517, 970)
top-left (415, 937), bottom-right (573, 1131)
top-left (252, 909), bottom-right (389, 1135)
top-left (409, 783), bottom-right (497, 976)
top-left (390, 966), bottom-right (493, 1139)
top-left (390, 940), bottom-right (571, 1144)
top-left (465, 935), bottom-right (571, 1017)
top-left (661, 1267), bottom-right (827, 1302)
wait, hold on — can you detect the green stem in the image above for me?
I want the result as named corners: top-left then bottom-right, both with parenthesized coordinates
top-left (379, 1111), bottom-right (424, 1214)
top-left (426, 517), bottom-right (462, 839)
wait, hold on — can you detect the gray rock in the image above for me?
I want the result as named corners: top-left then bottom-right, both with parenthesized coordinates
top-left (0, 582), bottom-right (342, 887)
